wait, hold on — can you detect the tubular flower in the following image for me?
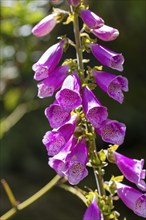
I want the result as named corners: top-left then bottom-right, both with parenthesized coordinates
top-left (56, 72), bottom-right (82, 111)
top-left (96, 119), bottom-right (126, 145)
top-left (45, 100), bottom-right (71, 128)
top-left (67, 0), bottom-right (80, 6)
top-left (82, 86), bottom-right (108, 129)
top-left (64, 138), bottom-right (88, 185)
top-left (83, 195), bottom-right (101, 220)
top-left (113, 151), bottom-right (146, 191)
top-left (92, 70), bottom-right (128, 103)
top-left (37, 65), bottom-right (69, 98)
top-left (116, 182), bottom-right (146, 218)
top-left (92, 25), bottom-right (119, 41)
top-left (48, 136), bottom-right (77, 176)
top-left (42, 114), bottom-right (77, 156)
top-left (80, 9), bottom-right (104, 29)
top-left (32, 40), bottom-right (65, 81)
top-left (90, 43), bottom-right (124, 72)
top-left (32, 14), bottom-right (57, 37)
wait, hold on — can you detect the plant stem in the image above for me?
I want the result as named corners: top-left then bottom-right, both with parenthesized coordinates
top-left (0, 175), bottom-right (61, 220)
top-left (71, 6), bottom-right (84, 70)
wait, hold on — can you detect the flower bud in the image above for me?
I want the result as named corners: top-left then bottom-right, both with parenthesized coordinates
top-left (32, 14), bottom-right (57, 37)
top-left (80, 9), bottom-right (104, 29)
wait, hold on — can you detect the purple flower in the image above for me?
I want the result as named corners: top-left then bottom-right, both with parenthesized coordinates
top-left (90, 43), bottom-right (124, 71)
top-left (92, 25), bottom-right (119, 41)
top-left (42, 114), bottom-right (77, 156)
top-left (45, 101), bottom-right (71, 128)
top-left (64, 138), bottom-right (88, 185)
top-left (92, 70), bottom-right (128, 104)
top-left (82, 86), bottom-right (108, 129)
top-left (114, 152), bottom-right (146, 191)
top-left (116, 182), bottom-right (146, 218)
top-left (49, 136), bottom-right (77, 176)
top-left (67, 0), bottom-right (80, 6)
top-left (96, 119), bottom-right (126, 145)
top-left (55, 72), bottom-right (82, 111)
top-left (80, 9), bottom-right (104, 29)
top-left (83, 195), bottom-right (101, 220)
top-left (32, 14), bottom-right (57, 37)
top-left (37, 65), bottom-right (69, 98)
top-left (32, 40), bottom-right (65, 81)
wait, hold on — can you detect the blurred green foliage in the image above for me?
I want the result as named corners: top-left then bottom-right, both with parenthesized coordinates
top-left (0, 0), bottom-right (146, 220)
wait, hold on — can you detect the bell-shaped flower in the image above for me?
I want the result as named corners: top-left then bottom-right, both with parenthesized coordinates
top-left (32, 14), bottom-right (57, 37)
top-left (64, 138), bottom-right (88, 185)
top-left (90, 43), bottom-right (124, 72)
top-left (37, 65), bottom-right (69, 98)
top-left (83, 195), bottom-right (101, 220)
top-left (113, 152), bottom-right (146, 191)
top-left (45, 100), bottom-right (71, 128)
top-left (42, 114), bottom-right (77, 156)
top-left (80, 9), bottom-right (104, 29)
top-left (82, 86), bottom-right (108, 129)
top-left (116, 182), bottom-right (146, 218)
top-left (67, 0), bottom-right (80, 6)
top-left (92, 70), bottom-right (128, 104)
top-left (55, 72), bottom-right (82, 111)
top-left (48, 136), bottom-right (77, 176)
top-left (96, 119), bottom-right (126, 145)
top-left (92, 25), bottom-right (119, 41)
top-left (32, 40), bottom-right (65, 81)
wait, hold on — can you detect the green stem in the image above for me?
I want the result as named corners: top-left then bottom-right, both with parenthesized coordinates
top-left (71, 6), bottom-right (84, 70)
top-left (0, 175), bottom-right (61, 220)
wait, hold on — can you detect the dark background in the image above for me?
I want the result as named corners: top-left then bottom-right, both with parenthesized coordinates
top-left (0, 0), bottom-right (146, 219)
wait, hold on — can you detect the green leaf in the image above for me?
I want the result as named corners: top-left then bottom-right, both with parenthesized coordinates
top-left (4, 88), bottom-right (21, 111)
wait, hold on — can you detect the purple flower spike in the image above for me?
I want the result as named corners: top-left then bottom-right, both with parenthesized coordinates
top-left (114, 152), bottom-right (146, 191)
top-left (92, 25), bottom-right (119, 41)
top-left (64, 138), bottom-right (88, 185)
top-left (96, 119), bottom-right (126, 145)
top-left (90, 43), bottom-right (124, 71)
top-left (49, 136), bottom-right (77, 176)
top-left (116, 182), bottom-right (146, 218)
top-left (67, 0), bottom-right (80, 6)
top-left (83, 196), bottom-right (101, 220)
top-left (45, 101), bottom-right (71, 128)
top-left (32, 40), bottom-right (65, 81)
top-left (42, 114), bottom-right (77, 156)
top-left (32, 14), bottom-right (57, 37)
top-left (56, 72), bottom-right (82, 111)
top-left (80, 9), bottom-right (104, 29)
top-left (92, 70), bottom-right (128, 103)
top-left (37, 65), bottom-right (69, 98)
top-left (82, 86), bottom-right (108, 129)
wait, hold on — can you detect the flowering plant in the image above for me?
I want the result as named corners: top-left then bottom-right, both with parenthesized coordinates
top-left (1, 0), bottom-right (145, 220)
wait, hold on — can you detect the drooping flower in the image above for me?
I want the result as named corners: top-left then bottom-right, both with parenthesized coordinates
top-left (32, 14), bottom-right (57, 37)
top-left (42, 114), bottom-right (77, 156)
top-left (67, 0), bottom-right (80, 6)
top-left (90, 43), bottom-right (124, 71)
top-left (48, 136), bottom-right (77, 176)
top-left (55, 72), bottom-right (82, 111)
top-left (92, 25), bottom-right (119, 41)
top-left (113, 152), bottom-right (146, 191)
top-left (80, 9), bottom-right (104, 29)
top-left (83, 195), bottom-right (101, 220)
top-left (92, 70), bottom-right (128, 103)
top-left (64, 138), bottom-right (88, 185)
top-left (45, 100), bottom-right (71, 128)
top-left (37, 65), bottom-right (69, 98)
top-left (96, 119), bottom-right (126, 145)
top-left (82, 86), bottom-right (108, 129)
top-left (116, 182), bottom-right (146, 218)
top-left (32, 40), bottom-right (65, 81)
